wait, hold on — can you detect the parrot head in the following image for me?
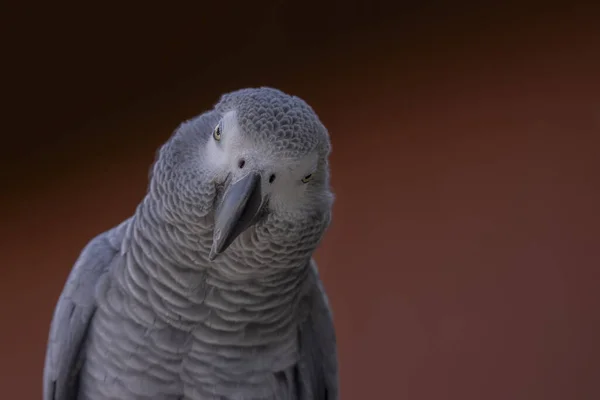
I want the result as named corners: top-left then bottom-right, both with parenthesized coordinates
top-left (151, 87), bottom-right (334, 261)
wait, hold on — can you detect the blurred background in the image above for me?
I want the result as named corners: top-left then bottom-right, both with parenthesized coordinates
top-left (2, 2), bottom-right (600, 399)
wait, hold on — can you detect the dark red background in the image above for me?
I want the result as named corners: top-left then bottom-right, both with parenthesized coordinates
top-left (2, 3), bottom-right (599, 399)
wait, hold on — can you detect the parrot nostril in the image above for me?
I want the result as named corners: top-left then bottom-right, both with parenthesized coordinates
top-left (269, 174), bottom-right (276, 183)
top-left (238, 159), bottom-right (246, 169)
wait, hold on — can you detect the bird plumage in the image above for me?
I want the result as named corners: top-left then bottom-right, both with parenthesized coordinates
top-left (43, 87), bottom-right (338, 400)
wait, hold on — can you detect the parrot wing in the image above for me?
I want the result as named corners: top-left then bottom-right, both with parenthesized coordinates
top-left (295, 259), bottom-right (339, 400)
top-left (43, 220), bottom-right (128, 400)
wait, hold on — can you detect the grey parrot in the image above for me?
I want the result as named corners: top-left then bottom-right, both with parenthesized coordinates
top-left (42, 87), bottom-right (339, 400)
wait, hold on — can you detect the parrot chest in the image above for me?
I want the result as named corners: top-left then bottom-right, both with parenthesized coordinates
top-left (80, 272), bottom-right (303, 399)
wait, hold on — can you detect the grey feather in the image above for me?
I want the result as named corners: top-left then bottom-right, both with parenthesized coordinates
top-left (295, 261), bottom-right (339, 400)
top-left (43, 87), bottom-right (338, 399)
top-left (43, 219), bottom-right (129, 400)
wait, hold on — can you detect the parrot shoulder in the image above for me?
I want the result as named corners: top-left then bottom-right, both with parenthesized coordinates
top-left (42, 219), bottom-right (130, 400)
top-left (294, 258), bottom-right (339, 400)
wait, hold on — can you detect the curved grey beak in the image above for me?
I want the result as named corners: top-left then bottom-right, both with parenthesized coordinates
top-left (209, 172), bottom-right (265, 260)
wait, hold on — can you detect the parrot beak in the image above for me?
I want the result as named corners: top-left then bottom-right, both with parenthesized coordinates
top-left (209, 172), bottom-right (265, 260)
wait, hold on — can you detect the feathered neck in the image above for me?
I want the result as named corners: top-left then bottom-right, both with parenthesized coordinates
top-left (124, 192), bottom-right (327, 283)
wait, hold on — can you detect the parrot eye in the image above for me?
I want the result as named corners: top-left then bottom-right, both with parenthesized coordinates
top-left (213, 123), bottom-right (222, 141)
top-left (301, 174), bottom-right (313, 183)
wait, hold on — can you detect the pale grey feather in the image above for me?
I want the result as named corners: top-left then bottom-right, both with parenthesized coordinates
top-left (43, 219), bottom-right (129, 400)
top-left (43, 87), bottom-right (338, 400)
top-left (295, 261), bottom-right (338, 400)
